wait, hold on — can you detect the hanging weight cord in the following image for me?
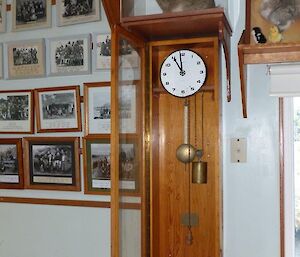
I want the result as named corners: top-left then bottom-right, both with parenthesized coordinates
top-left (185, 96), bottom-right (193, 246)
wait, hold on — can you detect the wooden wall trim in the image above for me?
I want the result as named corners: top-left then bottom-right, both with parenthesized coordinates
top-left (0, 197), bottom-right (141, 209)
top-left (279, 98), bottom-right (285, 257)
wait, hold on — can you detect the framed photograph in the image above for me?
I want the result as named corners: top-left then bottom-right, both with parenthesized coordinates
top-left (23, 137), bottom-right (81, 191)
top-left (0, 44), bottom-right (3, 79)
top-left (56, 0), bottom-right (100, 26)
top-left (84, 82), bottom-right (110, 135)
top-left (94, 33), bottom-right (139, 70)
top-left (12, 0), bottom-right (51, 31)
top-left (0, 139), bottom-right (24, 189)
top-left (0, 90), bottom-right (34, 133)
top-left (0, 0), bottom-right (6, 32)
top-left (83, 137), bottom-right (139, 194)
top-left (48, 34), bottom-right (91, 76)
top-left (35, 85), bottom-right (82, 133)
top-left (6, 39), bottom-right (45, 79)
top-left (247, 0), bottom-right (300, 44)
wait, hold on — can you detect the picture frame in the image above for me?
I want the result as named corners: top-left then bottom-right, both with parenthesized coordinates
top-left (84, 82), bottom-right (110, 135)
top-left (56, 0), bottom-right (100, 27)
top-left (48, 34), bottom-right (91, 76)
top-left (246, 0), bottom-right (300, 44)
top-left (0, 0), bottom-right (6, 33)
top-left (94, 33), bottom-right (140, 70)
top-left (23, 137), bottom-right (81, 191)
top-left (35, 85), bottom-right (82, 133)
top-left (0, 138), bottom-right (24, 189)
top-left (6, 39), bottom-right (45, 79)
top-left (0, 90), bottom-right (34, 134)
top-left (0, 43), bottom-right (3, 79)
top-left (12, 0), bottom-right (51, 31)
top-left (83, 137), bottom-right (139, 194)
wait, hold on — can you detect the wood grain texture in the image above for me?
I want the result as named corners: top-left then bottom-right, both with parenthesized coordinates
top-left (150, 38), bottom-right (221, 257)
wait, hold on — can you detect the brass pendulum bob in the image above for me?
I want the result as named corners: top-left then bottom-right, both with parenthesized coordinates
top-left (192, 149), bottom-right (207, 184)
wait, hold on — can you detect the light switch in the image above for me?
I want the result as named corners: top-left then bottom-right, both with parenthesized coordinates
top-left (230, 138), bottom-right (247, 163)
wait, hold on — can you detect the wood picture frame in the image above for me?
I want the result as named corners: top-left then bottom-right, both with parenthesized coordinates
top-left (94, 33), bottom-right (140, 70)
top-left (6, 39), bottom-right (45, 79)
top-left (246, 0), bottom-right (300, 44)
top-left (56, 0), bottom-right (100, 26)
top-left (0, 43), bottom-right (3, 79)
top-left (0, 89), bottom-right (34, 134)
top-left (35, 85), bottom-right (82, 133)
top-left (23, 137), bottom-right (81, 191)
top-left (83, 136), bottom-right (139, 195)
top-left (0, 0), bottom-right (6, 32)
top-left (84, 81), bottom-right (110, 135)
top-left (12, 0), bottom-right (51, 31)
top-left (47, 34), bottom-right (91, 76)
top-left (0, 138), bottom-right (24, 189)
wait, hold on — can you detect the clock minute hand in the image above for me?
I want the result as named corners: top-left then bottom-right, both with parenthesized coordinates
top-left (172, 56), bottom-right (182, 71)
top-left (179, 51), bottom-right (183, 70)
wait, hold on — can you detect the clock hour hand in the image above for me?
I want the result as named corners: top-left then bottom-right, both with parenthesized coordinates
top-left (179, 51), bottom-right (183, 70)
top-left (172, 56), bottom-right (182, 71)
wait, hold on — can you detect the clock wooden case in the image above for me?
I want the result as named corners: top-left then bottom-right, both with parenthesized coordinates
top-left (150, 37), bottom-right (221, 257)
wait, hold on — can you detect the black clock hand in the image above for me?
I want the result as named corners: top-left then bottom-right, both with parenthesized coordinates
top-left (179, 51), bottom-right (183, 70)
top-left (172, 56), bottom-right (182, 71)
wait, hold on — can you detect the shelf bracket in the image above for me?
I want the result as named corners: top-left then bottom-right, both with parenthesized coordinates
top-left (219, 21), bottom-right (231, 102)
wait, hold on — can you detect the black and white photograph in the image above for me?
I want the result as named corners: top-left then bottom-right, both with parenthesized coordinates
top-left (0, 90), bottom-right (34, 133)
top-left (0, 0), bottom-right (6, 32)
top-left (57, 0), bottom-right (100, 26)
top-left (49, 35), bottom-right (91, 76)
top-left (0, 139), bottom-right (24, 188)
top-left (24, 137), bottom-right (81, 191)
top-left (12, 0), bottom-right (51, 31)
top-left (41, 92), bottom-right (75, 120)
top-left (7, 39), bottom-right (45, 79)
top-left (119, 85), bottom-right (136, 133)
top-left (35, 86), bottom-right (81, 133)
top-left (13, 47), bottom-right (38, 66)
top-left (94, 33), bottom-right (139, 70)
top-left (84, 82), bottom-right (110, 135)
top-left (31, 144), bottom-right (73, 178)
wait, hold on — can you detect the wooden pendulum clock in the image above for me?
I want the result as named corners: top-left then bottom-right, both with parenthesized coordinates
top-left (101, 1), bottom-right (231, 256)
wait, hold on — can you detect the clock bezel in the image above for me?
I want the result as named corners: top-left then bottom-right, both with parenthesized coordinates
top-left (159, 48), bottom-right (207, 98)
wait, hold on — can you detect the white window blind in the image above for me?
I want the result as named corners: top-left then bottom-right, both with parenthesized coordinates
top-left (269, 64), bottom-right (300, 96)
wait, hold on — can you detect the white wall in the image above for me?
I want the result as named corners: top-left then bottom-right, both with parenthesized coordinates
top-left (0, 2), bottom-right (113, 257)
top-left (222, 1), bottom-right (281, 257)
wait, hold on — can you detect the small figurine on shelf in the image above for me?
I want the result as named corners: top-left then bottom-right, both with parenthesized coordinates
top-left (252, 27), bottom-right (267, 43)
top-left (268, 25), bottom-right (283, 43)
top-left (156, 0), bottom-right (215, 13)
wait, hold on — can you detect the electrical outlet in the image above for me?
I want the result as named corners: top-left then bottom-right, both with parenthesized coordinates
top-left (230, 138), bottom-right (247, 163)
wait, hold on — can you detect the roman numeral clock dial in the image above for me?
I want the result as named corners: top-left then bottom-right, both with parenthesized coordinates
top-left (160, 49), bottom-right (207, 97)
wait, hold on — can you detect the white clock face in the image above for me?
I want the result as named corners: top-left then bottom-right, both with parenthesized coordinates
top-left (160, 49), bottom-right (207, 98)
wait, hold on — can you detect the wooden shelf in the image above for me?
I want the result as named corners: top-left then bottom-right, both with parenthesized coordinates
top-left (121, 8), bottom-right (231, 41)
top-left (238, 30), bottom-right (300, 118)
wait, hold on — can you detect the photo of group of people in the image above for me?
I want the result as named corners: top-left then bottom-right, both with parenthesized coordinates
top-left (41, 92), bottom-right (75, 120)
top-left (0, 95), bottom-right (29, 121)
top-left (16, 0), bottom-right (46, 24)
top-left (0, 144), bottom-right (18, 175)
top-left (32, 144), bottom-right (73, 176)
top-left (55, 40), bottom-right (84, 67)
top-left (93, 93), bottom-right (110, 120)
top-left (91, 143), bottom-right (110, 181)
top-left (62, 0), bottom-right (94, 17)
top-left (13, 47), bottom-right (38, 66)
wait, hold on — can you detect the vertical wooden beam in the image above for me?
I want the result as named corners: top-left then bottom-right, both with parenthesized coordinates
top-left (102, 0), bottom-right (120, 28)
top-left (111, 25), bottom-right (120, 257)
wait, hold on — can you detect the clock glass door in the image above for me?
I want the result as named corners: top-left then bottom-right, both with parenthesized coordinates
top-left (111, 27), bottom-right (148, 257)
